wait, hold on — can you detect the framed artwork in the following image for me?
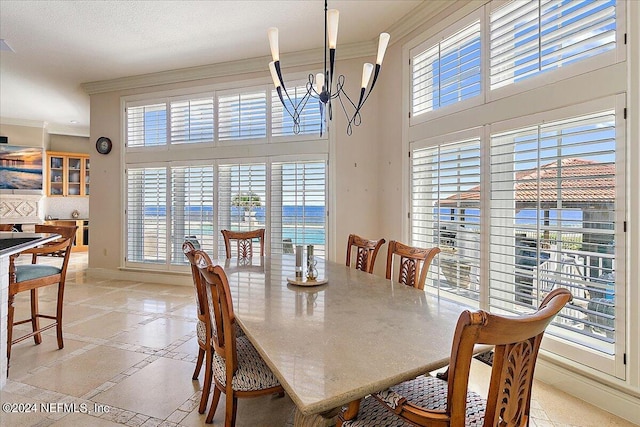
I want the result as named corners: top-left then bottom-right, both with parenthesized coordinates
top-left (0, 145), bottom-right (43, 190)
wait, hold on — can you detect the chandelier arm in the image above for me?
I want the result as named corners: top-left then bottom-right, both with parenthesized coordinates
top-left (277, 86), bottom-right (305, 129)
top-left (357, 64), bottom-right (381, 112)
top-left (273, 61), bottom-right (287, 92)
top-left (334, 88), bottom-right (359, 136)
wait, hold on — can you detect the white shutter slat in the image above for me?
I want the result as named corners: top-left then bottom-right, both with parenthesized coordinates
top-left (218, 163), bottom-right (267, 257)
top-left (271, 161), bottom-right (326, 257)
top-left (127, 167), bottom-right (167, 263)
top-left (412, 139), bottom-right (481, 303)
top-left (411, 20), bottom-right (481, 117)
top-left (490, 0), bottom-right (617, 90)
top-left (127, 104), bottom-right (167, 148)
top-left (218, 91), bottom-right (267, 141)
top-left (490, 109), bottom-right (617, 355)
top-left (171, 166), bottom-right (215, 263)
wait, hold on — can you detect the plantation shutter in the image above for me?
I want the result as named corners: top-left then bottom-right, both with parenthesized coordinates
top-left (126, 167), bottom-right (167, 263)
top-left (218, 89), bottom-right (267, 141)
top-left (170, 97), bottom-right (214, 144)
top-left (217, 162), bottom-right (267, 257)
top-left (271, 85), bottom-right (324, 137)
top-left (411, 138), bottom-right (481, 303)
top-left (490, 0), bottom-right (617, 90)
top-left (170, 165), bottom-right (215, 263)
top-left (127, 103), bottom-right (167, 148)
top-left (411, 20), bottom-right (481, 117)
top-left (271, 160), bottom-right (326, 258)
top-left (489, 110), bottom-right (617, 356)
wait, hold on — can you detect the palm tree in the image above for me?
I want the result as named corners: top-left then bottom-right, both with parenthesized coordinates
top-left (231, 192), bottom-right (262, 222)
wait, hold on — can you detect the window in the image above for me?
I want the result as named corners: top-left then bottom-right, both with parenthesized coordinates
top-left (489, 109), bottom-right (621, 361)
top-left (170, 97), bottom-right (214, 144)
top-left (218, 162), bottom-right (267, 256)
top-left (217, 89), bottom-right (267, 141)
top-left (411, 135), bottom-right (481, 305)
top-left (170, 165), bottom-right (215, 263)
top-left (127, 103), bottom-right (167, 148)
top-left (490, 0), bottom-right (617, 90)
top-left (411, 19), bottom-right (481, 117)
top-left (271, 160), bottom-right (327, 258)
top-left (271, 84), bottom-right (324, 137)
top-left (126, 167), bottom-right (167, 263)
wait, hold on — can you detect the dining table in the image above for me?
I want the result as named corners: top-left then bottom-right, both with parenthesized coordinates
top-left (220, 254), bottom-right (475, 426)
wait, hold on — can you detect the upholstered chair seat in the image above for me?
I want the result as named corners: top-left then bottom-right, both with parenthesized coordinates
top-left (212, 336), bottom-right (281, 392)
top-left (342, 375), bottom-right (486, 427)
top-left (16, 265), bottom-right (62, 282)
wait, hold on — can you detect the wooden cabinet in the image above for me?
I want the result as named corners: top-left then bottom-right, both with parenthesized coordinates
top-left (46, 152), bottom-right (90, 197)
top-left (44, 220), bottom-right (89, 252)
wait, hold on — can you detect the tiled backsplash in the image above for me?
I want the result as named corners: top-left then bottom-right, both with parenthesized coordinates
top-left (0, 193), bottom-right (88, 225)
top-left (44, 196), bottom-right (89, 219)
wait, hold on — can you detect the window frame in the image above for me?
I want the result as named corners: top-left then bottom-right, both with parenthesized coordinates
top-left (409, 8), bottom-right (485, 127)
top-left (486, 0), bottom-right (626, 103)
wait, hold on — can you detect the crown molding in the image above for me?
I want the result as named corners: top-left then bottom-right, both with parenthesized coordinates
top-left (0, 117), bottom-right (47, 129)
top-left (82, 1), bottom-right (450, 95)
top-left (47, 123), bottom-right (90, 137)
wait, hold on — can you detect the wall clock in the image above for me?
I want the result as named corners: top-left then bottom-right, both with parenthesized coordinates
top-left (96, 136), bottom-right (112, 154)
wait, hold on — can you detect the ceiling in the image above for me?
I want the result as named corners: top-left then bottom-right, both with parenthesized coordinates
top-left (0, 0), bottom-right (424, 136)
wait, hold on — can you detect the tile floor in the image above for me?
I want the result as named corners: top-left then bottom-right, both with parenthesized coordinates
top-left (1, 253), bottom-right (635, 427)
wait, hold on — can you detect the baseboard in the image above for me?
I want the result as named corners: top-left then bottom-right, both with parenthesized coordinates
top-left (536, 356), bottom-right (640, 425)
top-left (86, 267), bottom-right (192, 287)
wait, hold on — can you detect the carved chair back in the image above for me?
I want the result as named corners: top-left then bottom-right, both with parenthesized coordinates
top-left (183, 242), bottom-right (209, 339)
top-left (346, 234), bottom-right (386, 274)
top-left (385, 241), bottom-right (440, 290)
top-left (195, 253), bottom-right (237, 371)
top-left (446, 288), bottom-right (572, 426)
top-left (221, 229), bottom-right (265, 259)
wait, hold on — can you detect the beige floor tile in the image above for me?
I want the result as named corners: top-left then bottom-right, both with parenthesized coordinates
top-left (111, 317), bottom-right (194, 349)
top-left (93, 357), bottom-right (200, 420)
top-left (63, 284), bottom-right (119, 303)
top-left (22, 345), bottom-right (147, 397)
top-left (129, 282), bottom-right (193, 296)
top-left (50, 411), bottom-right (124, 426)
top-left (170, 304), bottom-right (198, 319)
top-left (65, 311), bottom-right (152, 340)
top-left (8, 337), bottom-right (87, 380)
top-left (181, 392), bottom-right (295, 427)
top-left (81, 290), bottom-right (191, 313)
top-left (532, 381), bottom-right (637, 427)
top-left (172, 336), bottom-right (199, 357)
top-left (0, 390), bottom-right (49, 427)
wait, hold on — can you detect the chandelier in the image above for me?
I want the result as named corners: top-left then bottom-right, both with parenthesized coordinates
top-left (268, 0), bottom-right (390, 136)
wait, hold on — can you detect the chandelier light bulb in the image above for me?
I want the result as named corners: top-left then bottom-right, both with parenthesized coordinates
top-left (268, 27), bottom-right (280, 61)
top-left (376, 33), bottom-right (390, 65)
top-left (315, 73), bottom-right (325, 93)
top-left (361, 63), bottom-right (374, 89)
top-left (327, 9), bottom-right (339, 49)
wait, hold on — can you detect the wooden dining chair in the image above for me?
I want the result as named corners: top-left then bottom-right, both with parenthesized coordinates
top-left (385, 241), bottom-right (440, 290)
top-left (346, 234), bottom-right (386, 274)
top-left (195, 252), bottom-right (284, 426)
top-left (183, 241), bottom-right (245, 414)
top-left (7, 224), bottom-right (77, 368)
top-left (221, 229), bottom-right (265, 259)
top-left (337, 288), bottom-right (572, 427)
